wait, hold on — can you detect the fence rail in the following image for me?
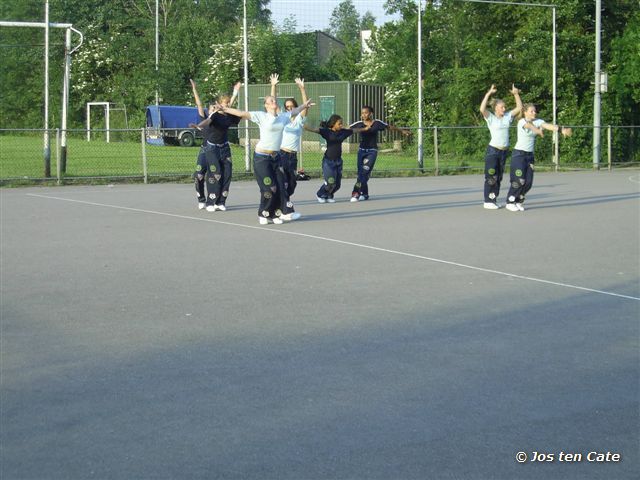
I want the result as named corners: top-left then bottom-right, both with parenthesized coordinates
top-left (0, 125), bottom-right (638, 185)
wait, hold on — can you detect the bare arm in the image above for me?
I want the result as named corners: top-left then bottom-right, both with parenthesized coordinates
top-left (295, 78), bottom-right (309, 118)
top-left (387, 123), bottom-right (411, 137)
top-left (523, 121), bottom-right (544, 137)
top-left (270, 73), bottom-right (279, 100)
top-left (190, 79), bottom-right (205, 118)
top-left (541, 122), bottom-right (573, 137)
top-left (304, 123), bottom-right (320, 134)
top-left (229, 82), bottom-right (242, 107)
top-left (217, 105), bottom-right (252, 120)
top-left (190, 107), bottom-right (222, 130)
top-left (479, 84), bottom-right (497, 119)
top-left (290, 98), bottom-right (313, 117)
top-left (509, 84), bottom-right (523, 117)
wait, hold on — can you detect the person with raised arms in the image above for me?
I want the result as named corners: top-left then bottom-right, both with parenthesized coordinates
top-left (190, 79), bottom-right (241, 212)
top-left (274, 77), bottom-right (309, 221)
top-left (216, 74), bottom-right (313, 224)
top-left (479, 84), bottom-right (523, 209)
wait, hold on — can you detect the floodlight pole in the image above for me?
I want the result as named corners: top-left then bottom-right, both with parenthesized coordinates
top-left (593, 0), bottom-right (602, 169)
top-left (44, 0), bottom-right (50, 177)
top-left (417, 0), bottom-right (424, 170)
top-left (552, 6), bottom-right (558, 165)
top-left (155, 0), bottom-right (159, 106)
top-left (243, 0), bottom-right (251, 172)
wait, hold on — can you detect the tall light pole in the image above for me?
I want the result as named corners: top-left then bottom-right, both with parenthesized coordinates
top-left (155, 0), bottom-right (159, 106)
top-left (417, 0), bottom-right (424, 170)
top-left (593, 0), bottom-right (602, 169)
top-left (243, 0), bottom-right (250, 172)
top-left (44, 0), bottom-right (50, 177)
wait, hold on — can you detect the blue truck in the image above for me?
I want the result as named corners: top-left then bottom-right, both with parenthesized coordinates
top-left (145, 105), bottom-right (204, 147)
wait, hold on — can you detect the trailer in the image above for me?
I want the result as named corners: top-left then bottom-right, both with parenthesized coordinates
top-left (145, 105), bottom-right (204, 147)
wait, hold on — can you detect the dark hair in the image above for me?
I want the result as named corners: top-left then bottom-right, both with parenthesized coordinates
top-left (320, 114), bottom-right (342, 129)
top-left (362, 105), bottom-right (374, 114)
top-left (284, 97), bottom-right (298, 108)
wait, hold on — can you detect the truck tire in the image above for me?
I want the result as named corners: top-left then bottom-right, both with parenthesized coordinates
top-left (180, 131), bottom-right (195, 147)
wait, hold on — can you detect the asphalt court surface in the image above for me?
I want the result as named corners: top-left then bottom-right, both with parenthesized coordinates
top-left (1, 170), bottom-right (639, 479)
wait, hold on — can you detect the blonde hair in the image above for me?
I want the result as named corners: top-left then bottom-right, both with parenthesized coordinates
top-left (518, 103), bottom-right (536, 120)
top-left (490, 98), bottom-right (505, 110)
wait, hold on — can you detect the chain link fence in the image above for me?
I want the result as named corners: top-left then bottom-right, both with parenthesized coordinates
top-left (1, 125), bottom-right (638, 185)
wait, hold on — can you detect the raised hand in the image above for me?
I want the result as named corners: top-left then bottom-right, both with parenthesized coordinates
top-left (270, 73), bottom-right (279, 86)
top-left (488, 84), bottom-right (497, 95)
top-left (295, 77), bottom-right (305, 88)
top-left (510, 84), bottom-right (520, 95)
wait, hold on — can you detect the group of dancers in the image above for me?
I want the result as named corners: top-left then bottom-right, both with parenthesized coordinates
top-left (480, 84), bottom-right (572, 211)
top-left (191, 77), bottom-right (571, 223)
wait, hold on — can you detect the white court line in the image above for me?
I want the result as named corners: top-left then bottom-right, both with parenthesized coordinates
top-left (27, 193), bottom-right (640, 302)
top-left (628, 174), bottom-right (640, 184)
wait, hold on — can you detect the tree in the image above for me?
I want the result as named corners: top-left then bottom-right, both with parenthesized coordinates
top-left (328, 0), bottom-right (361, 44)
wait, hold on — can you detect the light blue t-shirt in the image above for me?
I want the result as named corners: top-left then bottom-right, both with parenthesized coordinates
top-left (249, 111), bottom-right (292, 151)
top-left (280, 115), bottom-right (306, 152)
top-left (514, 118), bottom-right (545, 152)
top-left (484, 111), bottom-right (513, 148)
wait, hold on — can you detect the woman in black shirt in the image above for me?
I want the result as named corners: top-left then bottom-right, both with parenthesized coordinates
top-left (305, 115), bottom-right (369, 203)
top-left (192, 86), bottom-right (241, 212)
top-left (349, 106), bottom-right (410, 201)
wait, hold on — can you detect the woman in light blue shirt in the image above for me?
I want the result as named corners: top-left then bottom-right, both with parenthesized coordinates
top-left (479, 84), bottom-right (522, 209)
top-left (218, 75), bottom-right (312, 224)
top-left (275, 77), bottom-right (308, 221)
top-left (505, 104), bottom-right (572, 212)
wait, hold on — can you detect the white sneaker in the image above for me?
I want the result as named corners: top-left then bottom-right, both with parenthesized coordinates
top-left (205, 205), bottom-right (216, 212)
top-left (215, 204), bottom-right (227, 211)
top-left (258, 217), bottom-right (269, 225)
top-left (515, 203), bottom-right (525, 211)
top-left (505, 203), bottom-right (519, 212)
top-left (272, 217), bottom-right (284, 225)
top-left (280, 212), bottom-right (301, 221)
top-left (358, 195), bottom-right (367, 201)
top-left (350, 196), bottom-right (359, 202)
top-left (317, 196), bottom-right (326, 203)
top-left (327, 198), bottom-right (336, 203)
top-left (483, 202), bottom-right (499, 210)
top-left (198, 202), bottom-right (205, 210)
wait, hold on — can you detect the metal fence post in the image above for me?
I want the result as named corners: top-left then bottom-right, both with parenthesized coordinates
top-left (433, 127), bottom-right (439, 176)
top-left (141, 128), bottom-right (148, 184)
top-left (607, 125), bottom-right (612, 171)
top-left (553, 130), bottom-right (560, 173)
top-left (55, 128), bottom-right (61, 185)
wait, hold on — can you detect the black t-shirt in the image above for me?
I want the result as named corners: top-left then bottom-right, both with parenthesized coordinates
top-left (350, 120), bottom-right (387, 149)
top-left (319, 128), bottom-right (354, 161)
top-left (204, 112), bottom-right (241, 144)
